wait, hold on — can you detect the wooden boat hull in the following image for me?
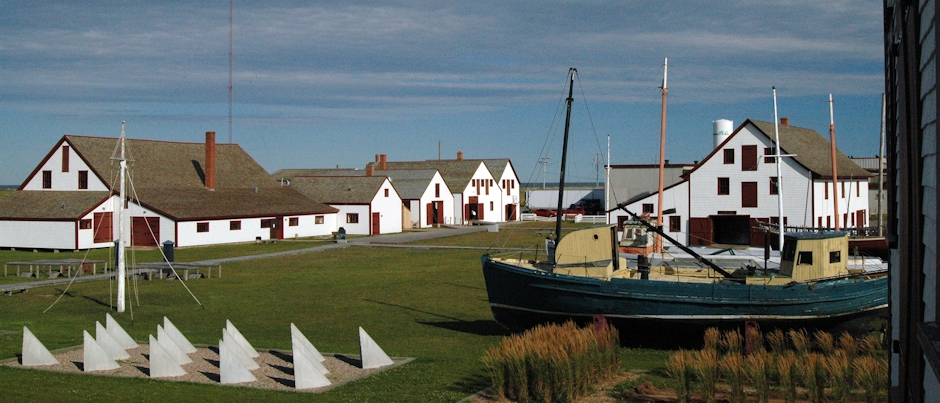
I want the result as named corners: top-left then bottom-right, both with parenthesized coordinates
top-left (481, 255), bottom-right (887, 333)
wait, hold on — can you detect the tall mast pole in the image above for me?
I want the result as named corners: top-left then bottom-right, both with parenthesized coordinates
top-left (655, 58), bottom-right (668, 254)
top-left (829, 94), bottom-right (840, 230)
top-left (116, 122), bottom-right (127, 313)
top-left (228, 0), bottom-right (234, 144)
top-left (606, 134), bottom-right (610, 225)
top-left (878, 93), bottom-right (886, 236)
top-left (773, 87), bottom-right (785, 252)
top-left (554, 68), bottom-right (576, 247)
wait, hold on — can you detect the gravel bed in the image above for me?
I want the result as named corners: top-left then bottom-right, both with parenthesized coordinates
top-left (3, 343), bottom-right (410, 393)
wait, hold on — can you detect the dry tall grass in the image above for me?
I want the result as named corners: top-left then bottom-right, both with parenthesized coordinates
top-left (481, 321), bottom-right (621, 403)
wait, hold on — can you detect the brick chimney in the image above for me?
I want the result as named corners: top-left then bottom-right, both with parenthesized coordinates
top-left (205, 131), bottom-right (216, 190)
top-left (365, 162), bottom-right (375, 177)
top-left (379, 154), bottom-right (387, 170)
top-left (780, 117), bottom-right (789, 126)
top-left (457, 151), bottom-right (463, 161)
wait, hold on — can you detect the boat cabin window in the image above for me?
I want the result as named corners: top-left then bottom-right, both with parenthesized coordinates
top-left (797, 251), bottom-right (813, 265)
top-left (782, 240), bottom-right (796, 261)
top-left (829, 250), bottom-right (841, 263)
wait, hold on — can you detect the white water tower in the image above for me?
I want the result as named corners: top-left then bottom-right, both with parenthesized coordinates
top-left (713, 119), bottom-right (733, 148)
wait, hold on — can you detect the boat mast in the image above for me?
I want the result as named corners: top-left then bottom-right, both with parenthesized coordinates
top-left (605, 134), bottom-right (610, 225)
top-left (655, 58), bottom-right (668, 254)
top-left (115, 122), bottom-right (127, 313)
top-left (828, 94), bottom-right (840, 230)
top-left (228, 0), bottom-right (234, 144)
top-left (772, 87), bottom-right (785, 252)
top-left (878, 93), bottom-right (886, 236)
top-left (553, 68), bottom-right (576, 246)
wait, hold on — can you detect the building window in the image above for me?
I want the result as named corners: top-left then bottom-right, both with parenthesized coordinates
top-left (797, 251), bottom-right (813, 265)
top-left (723, 148), bottom-right (734, 164)
top-left (42, 171), bottom-right (52, 189)
top-left (840, 182), bottom-right (845, 198)
top-left (856, 182), bottom-right (860, 197)
top-left (62, 146), bottom-right (70, 172)
top-left (769, 177), bottom-right (778, 195)
top-left (741, 182), bottom-right (757, 207)
top-left (315, 215), bottom-right (324, 224)
top-left (197, 222), bottom-right (209, 233)
top-left (829, 250), bottom-right (841, 263)
top-left (347, 213), bottom-right (359, 224)
top-left (260, 219), bottom-right (275, 228)
top-left (288, 217), bottom-right (299, 226)
top-left (435, 184), bottom-right (440, 198)
top-left (230, 220), bottom-right (241, 230)
top-left (490, 201), bottom-right (494, 211)
top-left (384, 189), bottom-right (389, 197)
top-left (78, 171), bottom-right (88, 190)
top-left (764, 147), bottom-right (775, 163)
top-left (824, 184), bottom-right (829, 199)
top-left (717, 177), bottom-right (730, 195)
top-left (485, 179), bottom-right (489, 195)
top-left (642, 203), bottom-right (654, 214)
top-left (79, 219), bottom-right (92, 229)
top-left (669, 216), bottom-right (680, 232)
top-left (741, 145), bottom-right (757, 171)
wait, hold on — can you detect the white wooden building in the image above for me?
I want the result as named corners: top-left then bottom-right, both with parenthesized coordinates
top-left (610, 118), bottom-right (872, 247)
top-left (386, 152), bottom-right (520, 224)
top-left (0, 132), bottom-right (338, 250)
top-left (287, 175), bottom-right (403, 235)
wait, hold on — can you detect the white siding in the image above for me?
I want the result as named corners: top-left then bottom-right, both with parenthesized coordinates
top-left (0, 221), bottom-right (76, 249)
top-left (334, 205), bottom-right (372, 235)
top-left (611, 181), bottom-right (690, 245)
top-left (416, 172), bottom-right (454, 227)
top-left (812, 180), bottom-right (871, 228)
top-left (370, 179), bottom-right (403, 234)
top-left (21, 142), bottom-right (109, 191)
top-left (494, 164), bottom-right (521, 221)
top-left (460, 163), bottom-right (502, 223)
top-left (688, 123), bottom-right (813, 226)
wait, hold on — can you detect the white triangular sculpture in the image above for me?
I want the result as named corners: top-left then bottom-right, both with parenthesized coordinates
top-left (359, 327), bottom-right (394, 369)
top-left (221, 328), bottom-right (259, 370)
top-left (83, 330), bottom-right (119, 372)
top-left (163, 317), bottom-right (196, 354)
top-left (148, 335), bottom-right (186, 378)
top-left (292, 339), bottom-right (331, 389)
top-left (106, 313), bottom-right (137, 349)
top-left (21, 327), bottom-right (59, 366)
top-left (292, 335), bottom-right (328, 374)
top-left (290, 323), bottom-right (325, 362)
top-left (225, 320), bottom-right (259, 358)
top-left (95, 322), bottom-right (130, 360)
top-left (219, 339), bottom-right (257, 384)
top-left (157, 325), bottom-right (192, 365)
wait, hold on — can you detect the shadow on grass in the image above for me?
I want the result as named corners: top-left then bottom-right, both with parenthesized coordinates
top-left (417, 320), bottom-right (510, 337)
top-left (448, 371), bottom-right (492, 396)
top-left (363, 298), bottom-right (463, 321)
top-left (81, 295), bottom-right (112, 308)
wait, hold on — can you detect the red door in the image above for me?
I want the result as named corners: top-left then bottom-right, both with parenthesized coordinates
top-left (94, 212), bottom-right (113, 243)
top-left (132, 217), bottom-right (160, 247)
top-left (506, 204), bottom-right (517, 221)
top-left (371, 212), bottom-right (381, 235)
top-left (689, 217), bottom-right (713, 246)
top-left (270, 216), bottom-right (284, 239)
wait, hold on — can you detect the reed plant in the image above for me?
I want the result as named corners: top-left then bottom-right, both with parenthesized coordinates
top-left (745, 325), bottom-right (764, 355)
top-left (813, 330), bottom-right (835, 355)
top-left (744, 350), bottom-right (771, 403)
top-left (703, 327), bottom-right (721, 351)
top-left (860, 333), bottom-right (883, 355)
top-left (776, 351), bottom-right (798, 403)
top-left (693, 348), bottom-right (720, 403)
top-left (481, 321), bottom-right (621, 403)
top-left (837, 331), bottom-right (859, 357)
top-left (788, 329), bottom-right (811, 354)
top-left (767, 328), bottom-right (788, 355)
top-left (666, 350), bottom-right (693, 403)
top-left (721, 329), bottom-right (744, 355)
top-left (800, 352), bottom-right (828, 403)
top-left (825, 350), bottom-right (852, 403)
top-left (720, 352), bottom-right (746, 403)
top-left (853, 355), bottom-right (888, 403)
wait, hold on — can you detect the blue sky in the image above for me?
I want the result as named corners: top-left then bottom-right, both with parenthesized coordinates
top-left (0, 1), bottom-right (885, 186)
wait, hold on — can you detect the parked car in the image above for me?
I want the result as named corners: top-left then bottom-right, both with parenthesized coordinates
top-left (563, 206), bottom-right (587, 216)
top-left (532, 208), bottom-right (557, 217)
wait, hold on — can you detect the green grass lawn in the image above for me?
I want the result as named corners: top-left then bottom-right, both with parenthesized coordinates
top-left (0, 226), bottom-right (674, 402)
